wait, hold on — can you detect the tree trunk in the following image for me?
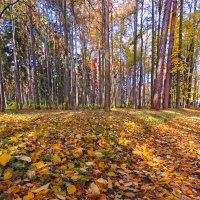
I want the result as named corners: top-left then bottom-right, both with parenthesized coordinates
top-left (153, 0), bottom-right (172, 110)
top-left (29, 0), bottom-right (40, 109)
top-left (10, 1), bottom-right (22, 110)
top-left (151, 0), bottom-right (155, 108)
top-left (103, 0), bottom-right (110, 111)
top-left (138, 0), bottom-right (144, 109)
top-left (163, 0), bottom-right (177, 109)
top-left (176, 0), bottom-right (183, 108)
top-left (62, 0), bottom-right (71, 109)
top-left (187, 0), bottom-right (197, 107)
top-left (0, 51), bottom-right (5, 112)
top-left (132, 0), bottom-right (138, 109)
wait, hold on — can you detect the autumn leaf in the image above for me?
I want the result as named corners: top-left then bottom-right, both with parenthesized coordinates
top-left (64, 170), bottom-right (74, 177)
top-left (52, 155), bottom-right (61, 163)
top-left (0, 153), bottom-right (11, 166)
top-left (107, 177), bottom-right (113, 189)
top-left (68, 163), bottom-right (75, 168)
top-left (94, 151), bottom-right (104, 158)
top-left (9, 136), bottom-right (18, 142)
top-left (87, 182), bottom-right (100, 198)
top-left (106, 171), bottom-right (117, 177)
top-left (15, 155), bottom-right (31, 162)
top-left (23, 192), bottom-right (34, 200)
top-left (74, 148), bottom-right (83, 158)
top-left (97, 178), bottom-right (108, 185)
top-left (3, 170), bottom-right (12, 180)
top-left (99, 162), bottom-right (105, 170)
top-left (31, 183), bottom-right (50, 193)
top-left (27, 170), bottom-right (36, 179)
top-left (7, 184), bottom-right (20, 193)
top-left (120, 163), bottom-right (127, 169)
top-left (67, 185), bottom-right (76, 194)
top-left (33, 161), bottom-right (45, 169)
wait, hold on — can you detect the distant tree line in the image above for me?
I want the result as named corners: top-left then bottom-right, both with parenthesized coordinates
top-left (0, 0), bottom-right (199, 111)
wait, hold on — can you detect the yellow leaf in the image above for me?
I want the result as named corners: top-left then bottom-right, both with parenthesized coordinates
top-left (107, 171), bottom-right (117, 177)
top-left (94, 151), bottom-right (104, 158)
top-left (23, 192), bottom-right (34, 200)
top-left (31, 152), bottom-right (40, 163)
top-left (87, 150), bottom-right (94, 156)
top-left (68, 163), bottom-right (74, 168)
top-left (7, 184), bottom-right (20, 193)
top-left (99, 162), bottom-right (105, 170)
top-left (33, 161), bottom-right (45, 169)
top-left (52, 155), bottom-right (61, 163)
top-left (64, 170), bottom-right (74, 177)
top-left (53, 144), bottom-right (62, 150)
top-left (0, 153), bottom-right (11, 166)
top-left (9, 136), bottom-right (18, 142)
top-left (8, 146), bottom-right (15, 151)
top-left (121, 163), bottom-right (127, 169)
top-left (141, 184), bottom-right (151, 191)
top-left (74, 149), bottom-right (83, 158)
top-left (133, 178), bottom-right (141, 182)
top-left (107, 177), bottom-right (113, 189)
top-left (3, 170), bottom-right (12, 181)
top-left (67, 185), bottom-right (76, 195)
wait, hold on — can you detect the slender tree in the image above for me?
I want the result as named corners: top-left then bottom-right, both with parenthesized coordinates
top-left (103, 0), bottom-right (110, 111)
top-left (132, 0), bottom-right (138, 109)
top-left (163, 0), bottom-right (177, 109)
top-left (151, 0), bottom-right (155, 108)
top-left (153, 0), bottom-right (172, 110)
top-left (176, 0), bottom-right (183, 108)
top-left (138, 0), bottom-right (144, 109)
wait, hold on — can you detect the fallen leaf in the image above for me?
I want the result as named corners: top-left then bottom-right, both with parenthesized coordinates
top-left (99, 162), bottom-right (105, 170)
top-left (87, 182), bottom-right (100, 198)
top-left (9, 137), bottom-right (18, 142)
top-left (3, 170), bottom-right (12, 181)
top-left (7, 184), bottom-right (20, 193)
top-left (27, 170), bottom-right (36, 179)
top-left (23, 192), bottom-right (34, 200)
top-left (67, 185), bottom-right (76, 194)
top-left (107, 178), bottom-right (113, 189)
top-left (52, 155), bottom-right (61, 163)
top-left (94, 151), bottom-right (104, 158)
top-left (31, 183), bottom-right (50, 193)
top-left (0, 153), bottom-right (11, 166)
top-left (68, 163), bottom-right (75, 168)
top-left (107, 171), bottom-right (117, 177)
top-left (120, 163), bottom-right (127, 169)
top-left (97, 178), bottom-right (108, 185)
top-left (15, 155), bottom-right (31, 162)
top-left (33, 161), bottom-right (45, 169)
top-left (56, 194), bottom-right (66, 200)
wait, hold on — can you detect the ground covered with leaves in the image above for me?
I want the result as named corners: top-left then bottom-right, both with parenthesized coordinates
top-left (0, 108), bottom-right (199, 200)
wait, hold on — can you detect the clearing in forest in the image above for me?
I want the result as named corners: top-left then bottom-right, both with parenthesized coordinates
top-left (0, 109), bottom-right (199, 199)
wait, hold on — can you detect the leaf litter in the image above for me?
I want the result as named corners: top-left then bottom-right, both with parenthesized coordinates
top-left (0, 109), bottom-right (199, 199)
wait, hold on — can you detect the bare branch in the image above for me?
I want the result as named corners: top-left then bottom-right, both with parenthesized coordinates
top-left (0, 0), bottom-right (21, 19)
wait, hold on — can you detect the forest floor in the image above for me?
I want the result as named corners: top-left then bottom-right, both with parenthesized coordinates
top-left (0, 108), bottom-right (199, 200)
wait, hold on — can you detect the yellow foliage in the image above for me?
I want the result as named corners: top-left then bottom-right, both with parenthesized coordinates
top-left (67, 185), bottom-right (76, 194)
top-left (0, 153), bottom-right (11, 166)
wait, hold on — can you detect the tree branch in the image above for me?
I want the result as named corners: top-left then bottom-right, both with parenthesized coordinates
top-left (0, 0), bottom-right (21, 19)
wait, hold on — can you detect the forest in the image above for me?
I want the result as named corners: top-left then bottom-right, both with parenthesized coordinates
top-left (0, 0), bottom-right (200, 199)
top-left (0, 0), bottom-right (199, 111)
